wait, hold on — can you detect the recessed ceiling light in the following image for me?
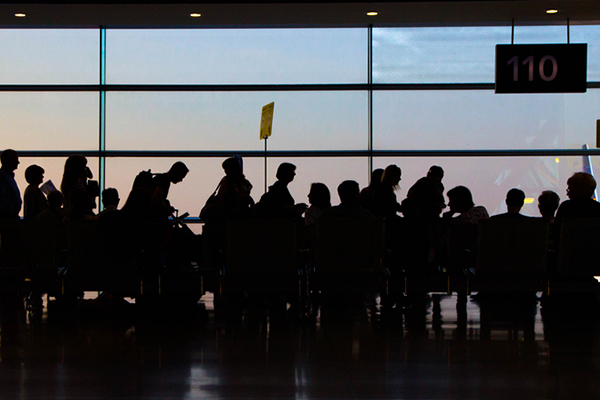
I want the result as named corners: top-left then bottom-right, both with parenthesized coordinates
top-left (546, 9), bottom-right (559, 14)
top-left (366, 11), bottom-right (378, 16)
top-left (15, 13), bottom-right (26, 17)
top-left (190, 13), bottom-right (202, 18)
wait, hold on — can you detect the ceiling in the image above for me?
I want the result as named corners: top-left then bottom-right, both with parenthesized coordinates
top-left (0, 1), bottom-right (598, 28)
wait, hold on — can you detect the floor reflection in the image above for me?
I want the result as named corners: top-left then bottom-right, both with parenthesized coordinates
top-left (0, 291), bottom-right (598, 399)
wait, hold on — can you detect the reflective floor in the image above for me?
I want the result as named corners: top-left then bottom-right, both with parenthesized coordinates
top-left (0, 292), bottom-right (599, 400)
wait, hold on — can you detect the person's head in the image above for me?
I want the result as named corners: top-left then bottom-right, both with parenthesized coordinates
top-left (369, 169), bottom-right (384, 188)
top-left (276, 162), bottom-right (296, 184)
top-left (337, 180), bottom-right (361, 206)
top-left (381, 164), bottom-right (401, 189)
top-left (308, 182), bottom-right (331, 208)
top-left (47, 190), bottom-right (64, 208)
top-left (168, 161), bottom-right (189, 183)
top-left (102, 187), bottom-right (120, 208)
top-left (427, 165), bottom-right (444, 184)
top-left (63, 155), bottom-right (88, 177)
top-left (506, 188), bottom-right (526, 211)
top-left (222, 156), bottom-right (243, 177)
top-left (566, 172), bottom-right (596, 200)
top-left (538, 190), bottom-right (560, 219)
top-left (1, 149), bottom-right (19, 171)
top-left (25, 164), bottom-right (44, 186)
top-left (447, 186), bottom-right (475, 213)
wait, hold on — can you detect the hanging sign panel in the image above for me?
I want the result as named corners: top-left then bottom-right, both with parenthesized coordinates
top-left (495, 44), bottom-right (587, 93)
top-left (260, 102), bottom-right (275, 140)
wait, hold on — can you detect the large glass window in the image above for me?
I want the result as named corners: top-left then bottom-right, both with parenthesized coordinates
top-left (106, 91), bottom-right (368, 151)
top-left (0, 93), bottom-right (99, 151)
top-left (373, 90), bottom-right (599, 150)
top-left (0, 29), bottom-right (99, 84)
top-left (106, 29), bottom-right (367, 84)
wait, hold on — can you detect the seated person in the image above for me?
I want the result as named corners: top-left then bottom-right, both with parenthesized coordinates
top-left (538, 190), bottom-right (560, 222)
top-left (492, 188), bottom-right (530, 219)
top-left (320, 180), bottom-right (374, 220)
top-left (36, 190), bottom-right (67, 224)
top-left (443, 185), bottom-right (489, 224)
top-left (256, 162), bottom-right (307, 218)
top-left (99, 188), bottom-right (120, 215)
top-left (555, 172), bottom-right (600, 219)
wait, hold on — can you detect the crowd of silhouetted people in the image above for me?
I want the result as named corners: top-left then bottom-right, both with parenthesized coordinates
top-left (2, 148), bottom-right (600, 321)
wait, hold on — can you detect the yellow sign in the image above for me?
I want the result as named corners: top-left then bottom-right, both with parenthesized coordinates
top-left (260, 102), bottom-right (274, 140)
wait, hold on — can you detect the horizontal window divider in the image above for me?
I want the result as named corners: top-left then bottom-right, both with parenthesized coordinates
top-left (16, 149), bottom-right (600, 158)
top-left (0, 82), bottom-right (598, 92)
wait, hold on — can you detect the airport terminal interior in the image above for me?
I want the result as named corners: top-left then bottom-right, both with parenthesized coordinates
top-left (1, 1), bottom-right (600, 399)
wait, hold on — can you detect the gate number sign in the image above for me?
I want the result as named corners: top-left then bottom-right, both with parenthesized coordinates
top-left (495, 44), bottom-right (587, 93)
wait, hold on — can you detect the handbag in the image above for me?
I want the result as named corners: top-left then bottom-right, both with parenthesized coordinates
top-left (200, 182), bottom-right (224, 223)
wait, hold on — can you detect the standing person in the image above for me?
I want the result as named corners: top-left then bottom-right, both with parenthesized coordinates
top-left (371, 164), bottom-right (402, 219)
top-left (359, 168), bottom-right (384, 213)
top-left (23, 164), bottom-right (48, 220)
top-left (256, 162), bottom-right (307, 218)
top-left (150, 161), bottom-right (189, 215)
top-left (405, 165), bottom-right (445, 222)
top-left (99, 188), bottom-right (120, 215)
top-left (60, 155), bottom-right (97, 214)
top-left (305, 182), bottom-right (331, 226)
top-left (0, 149), bottom-right (22, 219)
top-left (217, 156), bottom-right (254, 219)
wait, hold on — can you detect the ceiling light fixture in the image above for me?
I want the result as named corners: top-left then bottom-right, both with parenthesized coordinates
top-left (190, 13), bottom-right (202, 18)
top-left (15, 13), bottom-right (26, 17)
top-left (546, 9), bottom-right (559, 14)
top-left (366, 11), bottom-right (378, 16)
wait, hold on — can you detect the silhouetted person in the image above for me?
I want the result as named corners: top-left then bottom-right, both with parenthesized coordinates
top-left (256, 162), bottom-right (307, 218)
top-left (320, 180), bottom-right (374, 219)
top-left (150, 161), bottom-right (189, 216)
top-left (538, 190), bottom-right (560, 221)
top-left (555, 172), bottom-right (600, 219)
top-left (443, 186), bottom-right (489, 224)
top-left (371, 164), bottom-right (402, 219)
top-left (492, 188), bottom-right (530, 219)
top-left (359, 168), bottom-right (384, 212)
top-left (217, 156), bottom-right (254, 220)
top-left (405, 165), bottom-right (445, 222)
top-left (60, 155), bottom-right (97, 214)
top-left (0, 149), bottom-right (21, 219)
top-left (305, 182), bottom-right (331, 225)
top-left (36, 190), bottom-right (67, 224)
top-left (100, 188), bottom-right (120, 215)
top-left (23, 164), bottom-right (48, 220)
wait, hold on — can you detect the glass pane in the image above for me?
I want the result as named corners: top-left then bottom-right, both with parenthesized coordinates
top-left (373, 89), bottom-right (600, 150)
top-left (106, 29), bottom-right (367, 84)
top-left (373, 155), bottom-right (592, 216)
top-left (106, 92), bottom-right (368, 151)
top-left (571, 25), bottom-right (600, 81)
top-left (373, 26), bottom-right (511, 83)
top-left (15, 157), bottom-right (99, 218)
top-left (0, 93), bottom-right (99, 151)
top-left (0, 29), bottom-right (99, 84)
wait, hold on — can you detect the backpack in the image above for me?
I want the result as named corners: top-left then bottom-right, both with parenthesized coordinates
top-left (132, 169), bottom-right (156, 192)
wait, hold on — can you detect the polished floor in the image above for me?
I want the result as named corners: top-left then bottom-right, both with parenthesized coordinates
top-left (0, 292), bottom-right (599, 400)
